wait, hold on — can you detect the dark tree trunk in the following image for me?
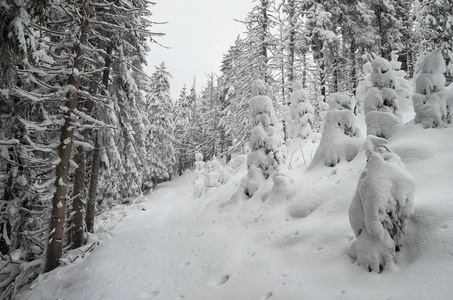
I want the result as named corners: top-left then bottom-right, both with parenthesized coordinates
top-left (44, 5), bottom-right (90, 273)
top-left (71, 29), bottom-right (106, 248)
top-left (85, 39), bottom-right (112, 233)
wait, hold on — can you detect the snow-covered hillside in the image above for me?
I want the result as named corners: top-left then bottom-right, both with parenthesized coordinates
top-left (17, 120), bottom-right (453, 299)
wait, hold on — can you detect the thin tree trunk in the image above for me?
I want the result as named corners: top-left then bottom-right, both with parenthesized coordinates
top-left (70, 143), bottom-right (86, 248)
top-left (350, 38), bottom-right (357, 96)
top-left (44, 6), bottom-right (90, 273)
top-left (85, 40), bottom-right (112, 233)
top-left (86, 137), bottom-right (100, 233)
top-left (320, 59), bottom-right (327, 101)
top-left (71, 30), bottom-right (106, 247)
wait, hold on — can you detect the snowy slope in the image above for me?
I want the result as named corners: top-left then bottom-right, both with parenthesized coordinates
top-left (17, 123), bottom-right (453, 300)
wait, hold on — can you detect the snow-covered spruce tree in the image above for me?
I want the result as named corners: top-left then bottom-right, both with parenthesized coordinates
top-left (241, 0), bottom-right (277, 84)
top-left (366, 54), bottom-right (411, 139)
top-left (349, 135), bottom-right (415, 273)
top-left (0, 0), bottom-right (60, 291)
top-left (287, 80), bottom-right (314, 140)
top-left (338, 1), bottom-right (377, 94)
top-left (198, 73), bottom-right (221, 160)
top-left (110, 44), bottom-right (146, 199)
top-left (242, 79), bottom-right (285, 197)
top-left (369, 0), bottom-right (407, 61)
top-left (217, 37), bottom-right (255, 157)
top-left (309, 110), bottom-right (363, 168)
top-left (145, 62), bottom-right (176, 186)
top-left (359, 56), bottom-right (406, 139)
top-left (412, 49), bottom-right (453, 128)
top-left (277, 0), bottom-right (310, 95)
top-left (414, 0), bottom-right (453, 84)
top-left (305, 0), bottom-right (339, 100)
top-left (362, 56), bottom-right (403, 117)
top-left (93, 0), bottom-right (158, 207)
top-left (174, 83), bottom-right (199, 175)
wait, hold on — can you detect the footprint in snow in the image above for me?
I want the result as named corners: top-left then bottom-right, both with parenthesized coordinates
top-left (217, 274), bottom-right (230, 285)
top-left (261, 291), bottom-right (273, 299)
top-left (208, 274), bottom-right (231, 286)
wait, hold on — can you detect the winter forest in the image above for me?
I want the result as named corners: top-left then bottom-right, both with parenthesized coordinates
top-left (1, 0), bottom-right (453, 299)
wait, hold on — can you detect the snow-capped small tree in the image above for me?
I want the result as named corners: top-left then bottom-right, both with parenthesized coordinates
top-left (309, 110), bottom-right (363, 168)
top-left (359, 55), bottom-right (410, 118)
top-left (412, 49), bottom-right (452, 128)
top-left (243, 79), bottom-right (285, 197)
top-left (193, 153), bottom-right (207, 198)
top-left (366, 57), bottom-right (400, 116)
top-left (349, 135), bottom-right (416, 273)
top-left (204, 156), bottom-right (231, 188)
top-left (287, 81), bottom-right (314, 140)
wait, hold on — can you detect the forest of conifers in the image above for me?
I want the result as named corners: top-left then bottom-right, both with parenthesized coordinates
top-left (0, 0), bottom-right (451, 298)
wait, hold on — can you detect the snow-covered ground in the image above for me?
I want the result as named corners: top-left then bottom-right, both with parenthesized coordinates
top-left (17, 118), bottom-right (453, 299)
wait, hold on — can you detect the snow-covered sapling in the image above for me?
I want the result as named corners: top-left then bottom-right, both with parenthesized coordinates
top-left (205, 156), bottom-right (231, 187)
top-left (193, 153), bottom-right (207, 198)
top-left (309, 110), bottom-right (363, 168)
top-left (363, 56), bottom-right (402, 118)
top-left (287, 81), bottom-right (314, 139)
top-left (413, 49), bottom-right (451, 128)
top-left (243, 79), bottom-right (285, 197)
top-left (349, 135), bottom-right (416, 273)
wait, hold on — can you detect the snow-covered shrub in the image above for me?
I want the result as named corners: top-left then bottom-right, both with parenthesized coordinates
top-left (243, 79), bottom-right (285, 197)
top-left (365, 111), bottom-right (404, 139)
top-left (265, 172), bottom-right (291, 205)
top-left (193, 153), bottom-right (207, 198)
top-left (309, 110), bottom-right (363, 168)
top-left (413, 49), bottom-right (452, 128)
top-left (328, 93), bottom-right (356, 111)
top-left (348, 136), bottom-right (416, 273)
top-left (205, 156), bottom-right (231, 187)
top-left (415, 93), bottom-right (448, 128)
top-left (287, 81), bottom-right (314, 139)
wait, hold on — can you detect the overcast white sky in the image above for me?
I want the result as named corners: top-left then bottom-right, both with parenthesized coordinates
top-left (145, 1), bottom-right (254, 100)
